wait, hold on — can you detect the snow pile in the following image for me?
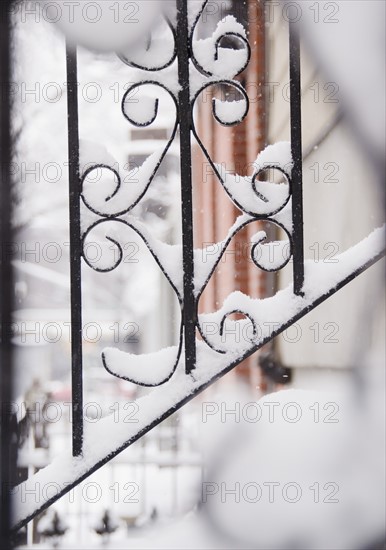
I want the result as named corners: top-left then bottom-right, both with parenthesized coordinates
top-left (102, 345), bottom-right (182, 387)
top-left (119, 19), bottom-right (176, 71)
top-left (215, 142), bottom-right (292, 216)
top-left (193, 16), bottom-right (249, 78)
top-left (198, 225), bottom-right (384, 355)
top-left (212, 97), bottom-right (248, 125)
top-left (81, 142), bottom-right (170, 218)
top-left (251, 232), bottom-right (291, 271)
top-left (45, 0), bottom-right (161, 53)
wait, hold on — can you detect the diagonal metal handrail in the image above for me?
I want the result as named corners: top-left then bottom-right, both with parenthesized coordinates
top-left (11, 241), bottom-right (386, 530)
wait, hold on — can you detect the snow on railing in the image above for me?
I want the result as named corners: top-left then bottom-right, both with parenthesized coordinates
top-left (7, 0), bottom-right (385, 531)
top-left (12, 226), bottom-right (385, 530)
top-left (66, 0), bottom-right (307, 460)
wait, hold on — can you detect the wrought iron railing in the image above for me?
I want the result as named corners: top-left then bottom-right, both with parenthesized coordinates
top-left (67, 0), bottom-right (307, 457)
top-left (0, 0), bottom-right (385, 538)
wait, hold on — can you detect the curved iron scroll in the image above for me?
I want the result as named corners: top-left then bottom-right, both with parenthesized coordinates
top-left (66, 0), bottom-right (305, 456)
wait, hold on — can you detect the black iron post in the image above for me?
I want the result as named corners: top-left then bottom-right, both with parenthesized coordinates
top-left (177, 0), bottom-right (197, 374)
top-left (289, 22), bottom-right (304, 296)
top-left (0, 1), bottom-right (14, 547)
top-left (66, 41), bottom-right (83, 457)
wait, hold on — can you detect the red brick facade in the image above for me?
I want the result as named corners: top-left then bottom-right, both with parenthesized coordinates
top-left (193, 1), bottom-right (267, 382)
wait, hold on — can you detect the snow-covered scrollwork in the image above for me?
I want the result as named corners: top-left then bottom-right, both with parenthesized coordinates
top-left (79, 0), bottom-right (299, 386)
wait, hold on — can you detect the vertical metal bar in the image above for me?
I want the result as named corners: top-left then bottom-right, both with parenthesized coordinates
top-left (289, 22), bottom-right (304, 296)
top-left (176, 0), bottom-right (196, 374)
top-left (0, 1), bottom-right (14, 547)
top-left (66, 41), bottom-right (83, 456)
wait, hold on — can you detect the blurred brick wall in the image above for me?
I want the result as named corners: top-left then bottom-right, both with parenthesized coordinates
top-left (193, 0), bottom-right (267, 384)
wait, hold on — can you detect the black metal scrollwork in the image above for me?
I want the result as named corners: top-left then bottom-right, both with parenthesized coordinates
top-left (65, 0), bottom-right (306, 457)
top-left (78, 0), bottom-right (303, 389)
